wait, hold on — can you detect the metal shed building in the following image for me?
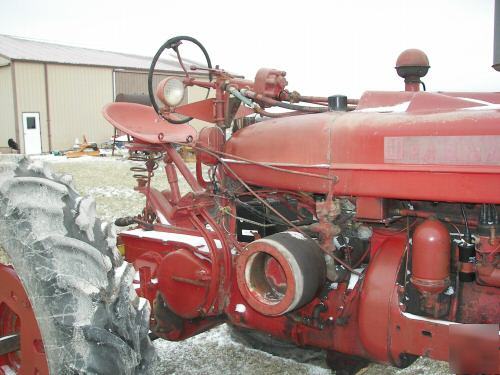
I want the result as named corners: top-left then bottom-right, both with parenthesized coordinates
top-left (0, 34), bottom-right (210, 154)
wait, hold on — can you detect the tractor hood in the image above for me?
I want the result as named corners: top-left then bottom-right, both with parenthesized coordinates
top-left (224, 91), bottom-right (500, 204)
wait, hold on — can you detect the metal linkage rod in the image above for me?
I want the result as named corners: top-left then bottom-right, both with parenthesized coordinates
top-left (0, 333), bottom-right (20, 356)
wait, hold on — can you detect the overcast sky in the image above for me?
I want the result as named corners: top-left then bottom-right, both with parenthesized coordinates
top-left (0, 0), bottom-right (497, 97)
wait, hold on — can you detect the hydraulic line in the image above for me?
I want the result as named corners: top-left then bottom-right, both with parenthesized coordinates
top-left (195, 145), bottom-right (338, 183)
top-left (255, 108), bottom-right (305, 118)
top-left (226, 86), bottom-right (310, 118)
top-left (294, 95), bottom-right (359, 106)
top-left (242, 89), bottom-right (329, 113)
top-left (226, 86), bottom-right (255, 108)
top-left (461, 204), bottom-right (471, 240)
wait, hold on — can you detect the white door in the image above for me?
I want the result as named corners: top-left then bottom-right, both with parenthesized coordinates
top-left (22, 113), bottom-right (42, 155)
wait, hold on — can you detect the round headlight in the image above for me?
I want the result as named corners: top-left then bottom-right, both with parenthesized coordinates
top-left (156, 77), bottom-right (186, 107)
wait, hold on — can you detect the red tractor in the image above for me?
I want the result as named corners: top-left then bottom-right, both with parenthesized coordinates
top-left (1, 15), bottom-right (499, 375)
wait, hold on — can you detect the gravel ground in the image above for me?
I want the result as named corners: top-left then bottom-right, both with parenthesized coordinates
top-left (0, 155), bottom-right (450, 375)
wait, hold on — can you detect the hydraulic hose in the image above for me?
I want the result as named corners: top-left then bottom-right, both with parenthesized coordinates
top-left (242, 89), bottom-right (328, 113)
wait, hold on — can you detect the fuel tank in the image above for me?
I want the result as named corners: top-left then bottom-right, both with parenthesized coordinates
top-left (224, 91), bottom-right (500, 203)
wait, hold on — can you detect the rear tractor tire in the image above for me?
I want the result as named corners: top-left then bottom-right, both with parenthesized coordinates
top-left (0, 156), bottom-right (156, 374)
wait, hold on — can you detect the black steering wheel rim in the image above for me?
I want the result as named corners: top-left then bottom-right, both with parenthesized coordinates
top-left (148, 35), bottom-right (212, 124)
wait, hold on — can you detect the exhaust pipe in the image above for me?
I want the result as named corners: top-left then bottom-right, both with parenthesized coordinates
top-left (494, 0), bottom-right (500, 71)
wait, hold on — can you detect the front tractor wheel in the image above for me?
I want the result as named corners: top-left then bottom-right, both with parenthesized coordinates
top-left (0, 156), bottom-right (156, 374)
top-left (0, 264), bottom-right (49, 374)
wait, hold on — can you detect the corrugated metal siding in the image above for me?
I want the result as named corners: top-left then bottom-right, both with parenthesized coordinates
top-left (0, 65), bottom-right (15, 152)
top-left (0, 34), bottom-right (185, 72)
top-left (13, 62), bottom-right (48, 153)
top-left (47, 64), bottom-right (113, 150)
top-left (0, 56), bottom-right (10, 66)
top-left (114, 70), bottom-right (188, 105)
top-left (115, 70), bottom-right (167, 97)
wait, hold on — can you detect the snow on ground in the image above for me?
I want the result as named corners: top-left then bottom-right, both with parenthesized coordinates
top-left (0, 247), bottom-right (9, 265)
top-left (153, 325), bottom-right (331, 375)
top-left (5, 155), bottom-right (450, 374)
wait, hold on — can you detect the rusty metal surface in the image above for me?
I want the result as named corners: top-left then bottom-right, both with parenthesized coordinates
top-left (456, 282), bottom-right (500, 323)
top-left (475, 234), bottom-right (500, 287)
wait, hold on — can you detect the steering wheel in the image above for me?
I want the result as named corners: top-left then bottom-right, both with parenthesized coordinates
top-left (148, 36), bottom-right (212, 124)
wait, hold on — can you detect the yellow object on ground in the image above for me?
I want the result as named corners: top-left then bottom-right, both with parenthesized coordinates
top-left (179, 146), bottom-right (196, 162)
top-left (65, 139), bottom-right (101, 158)
top-left (117, 244), bottom-right (126, 256)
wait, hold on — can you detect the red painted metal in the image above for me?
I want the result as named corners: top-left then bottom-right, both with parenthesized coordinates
top-left (395, 48), bottom-right (430, 92)
top-left (158, 248), bottom-right (212, 319)
top-left (358, 232), bottom-right (408, 364)
top-left (175, 99), bottom-right (254, 123)
top-left (224, 94), bottom-right (500, 203)
top-left (456, 282), bottom-right (500, 323)
top-left (100, 37), bottom-right (500, 373)
top-left (175, 99), bottom-right (218, 123)
top-left (227, 270), bottom-right (368, 358)
top-left (236, 240), bottom-right (297, 316)
top-left (411, 218), bottom-right (451, 318)
top-left (359, 231), bottom-right (461, 364)
top-left (253, 68), bottom-right (288, 100)
top-left (0, 264), bottom-right (49, 375)
top-left (196, 126), bottom-right (225, 166)
top-left (355, 197), bottom-right (387, 220)
top-left (475, 235), bottom-right (500, 287)
top-left (394, 208), bottom-right (479, 227)
top-left (102, 102), bottom-right (196, 144)
top-left (235, 231), bottom-right (326, 317)
top-left (411, 219), bottom-right (451, 294)
top-left (396, 49), bottom-right (430, 68)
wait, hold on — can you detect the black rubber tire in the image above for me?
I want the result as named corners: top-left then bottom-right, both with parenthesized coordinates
top-left (228, 325), bottom-right (324, 364)
top-left (0, 156), bottom-right (156, 374)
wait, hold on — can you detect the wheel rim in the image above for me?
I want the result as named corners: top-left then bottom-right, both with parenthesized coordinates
top-left (0, 264), bottom-right (49, 375)
top-left (0, 303), bottom-right (21, 371)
